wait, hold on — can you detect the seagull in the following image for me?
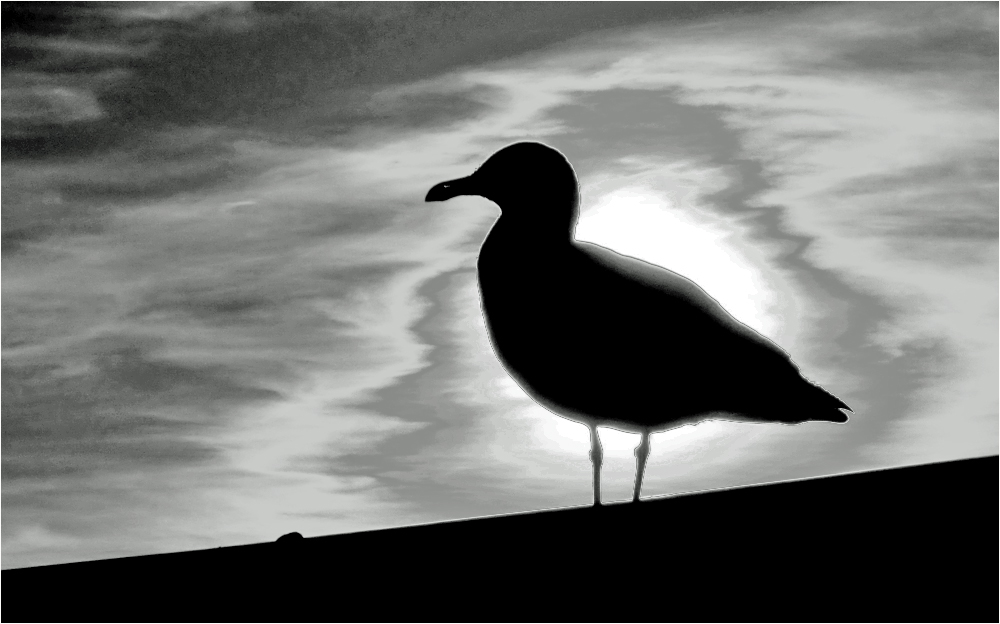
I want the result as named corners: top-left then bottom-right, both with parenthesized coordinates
top-left (426, 141), bottom-right (851, 506)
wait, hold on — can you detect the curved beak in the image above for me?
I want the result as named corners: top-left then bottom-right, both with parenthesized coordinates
top-left (425, 175), bottom-right (478, 202)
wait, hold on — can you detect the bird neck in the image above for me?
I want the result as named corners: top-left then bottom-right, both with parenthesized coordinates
top-left (492, 216), bottom-right (576, 247)
top-left (493, 193), bottom-right (578, 245)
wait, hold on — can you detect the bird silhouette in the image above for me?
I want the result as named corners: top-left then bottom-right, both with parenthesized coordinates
top-left (426, 141), bottom-right (851, 506)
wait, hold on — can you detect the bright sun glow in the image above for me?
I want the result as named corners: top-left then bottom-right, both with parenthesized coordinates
top-left (540, 417), bottom-right (640, 452)
top-left (575, 187), bottom-right (777, 338)
top-left (538, 413), bottom-right (734, 456)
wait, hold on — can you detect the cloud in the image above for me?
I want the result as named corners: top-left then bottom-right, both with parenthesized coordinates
top-left (813, 3), bottom-right (998, 75)
top-left (2, 81), bottom-right (104, 125)
top-left (2, 3), bottom-right (810, 150)
top-left (1, 128), bottom-right (281, 255)
top-left (1, 333), bottom-right (279, 479)
top-left (832, 160), bottom-right (999, 244)
top-left (2, 115), bottom-right (502, 565)
top-left (0, 2), bottom-right (260, 139)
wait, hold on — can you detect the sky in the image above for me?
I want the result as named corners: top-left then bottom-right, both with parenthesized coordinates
top-left (2, 1), bottom-right (997, 569)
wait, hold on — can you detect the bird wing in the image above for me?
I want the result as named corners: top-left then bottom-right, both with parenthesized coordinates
top-left (572, 241), bottom-right (803, 390)
top-left (573, 242), bottom-right (852, 421)
top-left (575, 241), bottom-right (781, 351)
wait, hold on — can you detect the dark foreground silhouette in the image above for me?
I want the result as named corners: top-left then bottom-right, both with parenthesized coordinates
top-left (427, 142), bottom-right (851, 504)
top-left (3, 457), bottom-right (995, 622)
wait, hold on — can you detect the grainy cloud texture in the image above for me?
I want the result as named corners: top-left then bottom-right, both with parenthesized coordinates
top-left (2, 2), bottom-right (997, 568)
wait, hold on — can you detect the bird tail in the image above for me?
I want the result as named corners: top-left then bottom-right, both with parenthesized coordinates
top-left (789, 381), bottom-right (852, 424)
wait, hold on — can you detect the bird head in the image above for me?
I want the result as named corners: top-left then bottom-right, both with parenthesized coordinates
top-left (425, 141), bottom-right (580, 236)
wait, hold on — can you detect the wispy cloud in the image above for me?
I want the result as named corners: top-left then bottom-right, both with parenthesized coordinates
top-left (1, 2), bottom-right (259, 139)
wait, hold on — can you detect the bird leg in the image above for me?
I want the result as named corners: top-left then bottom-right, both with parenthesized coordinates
top-left (632, 430), bottom-right (650, 503)
top-left (589, 425), bottom-right (603, 507)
